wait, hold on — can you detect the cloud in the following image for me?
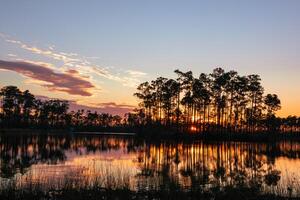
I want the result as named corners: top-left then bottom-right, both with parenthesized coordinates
top-left (5, 39), bottom-right (80, 63)
top-left (97, 102), bottom-right (136, 109)
top-left (7, 53), bottom-right (17, 57)
top-left (126, 70), bottom-right (147, 77)
top-left (66, 69), bottom-right (79, 74)
top-left (35, 95), bottom-right (135, 116)
top-left (1, 33), bottom-right (147, 88)
top-left (69, 102), bottom-right (135, 116)
top-left (0, 60), bottom-right (95, 96)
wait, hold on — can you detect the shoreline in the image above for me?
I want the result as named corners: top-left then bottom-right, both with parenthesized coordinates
top-left (1, 128), bottom-right (300, 142)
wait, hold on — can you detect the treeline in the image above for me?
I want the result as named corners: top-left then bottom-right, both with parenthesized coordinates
top-left (133, 68), bottom-right (300, 133)
top-left (0, 79), bottom-right (299, 134)
top-left (0, 86), bottom-right (125, 129)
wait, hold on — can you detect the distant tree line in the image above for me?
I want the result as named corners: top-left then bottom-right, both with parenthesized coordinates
top-left (0, 86), bottom-right (124, 129)
top-left (133, 68), bottom-right (300, 133)
top-left (0, 77), bottom-right (299, 134)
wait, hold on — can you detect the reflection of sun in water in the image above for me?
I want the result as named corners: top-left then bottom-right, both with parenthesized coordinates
top-left (190, 126), bottom-right (197, 132)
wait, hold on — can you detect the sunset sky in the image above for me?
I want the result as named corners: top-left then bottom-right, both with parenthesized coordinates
top-left (0, 0), bottom-right (299, 117)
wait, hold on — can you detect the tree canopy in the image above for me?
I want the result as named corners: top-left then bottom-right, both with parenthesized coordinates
top-left (133, 68), bottom-right (298, 133)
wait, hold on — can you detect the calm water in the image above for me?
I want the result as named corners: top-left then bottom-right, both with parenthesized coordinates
top-left (1, 133), bottom-right (300, 196)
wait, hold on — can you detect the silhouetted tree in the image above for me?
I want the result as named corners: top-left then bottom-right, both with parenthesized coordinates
top-left (264, 94), bottom-right (281, 132)
top-left (0, 86), bottom-right (22, 126)
top-left (133, 68), bottom-right (289, 134)
top-left (0, 86), bottom-right (124, 130)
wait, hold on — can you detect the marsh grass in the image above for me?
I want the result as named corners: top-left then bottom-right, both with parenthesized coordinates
top-left (1, 183), bottom-right (299, 200)
top-left (3, 170), bottom-right (300, 200)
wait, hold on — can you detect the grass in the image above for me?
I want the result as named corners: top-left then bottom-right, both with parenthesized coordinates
top-left (2, 170), bottom-right (300, 200)
top-left (1, 184), bottom-right (299, 200)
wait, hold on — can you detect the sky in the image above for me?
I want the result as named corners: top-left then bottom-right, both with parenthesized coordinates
top-left (0, 0), bottom-right (299, 117)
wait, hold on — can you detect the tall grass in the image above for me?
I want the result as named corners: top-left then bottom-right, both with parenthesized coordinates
top-left (2, 162), bottom-right (300, 199)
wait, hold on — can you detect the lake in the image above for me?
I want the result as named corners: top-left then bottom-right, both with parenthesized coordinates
top-left (1, 132), bottom-right (300, 197)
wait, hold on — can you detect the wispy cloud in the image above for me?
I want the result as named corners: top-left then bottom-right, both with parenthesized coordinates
top-left (126, 70), bottom-right (147, 77)
top-left (1, 33), bottom-right (147, 88)
top-left (7, 53), bottom-right (17, 57)
top-left (0, 60), bottom-right (95, 96)
top-left (5, 38), bottom-right (80, 63)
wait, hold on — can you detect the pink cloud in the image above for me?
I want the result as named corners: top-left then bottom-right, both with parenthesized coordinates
top-left (35, 95), bottom-right (135, 116)
top-left (97, 102), bottom-right (136, 109)
top-left (69, 102), bottom-right (135, 116)
top-left (0, 60), bottom-right (94, 96)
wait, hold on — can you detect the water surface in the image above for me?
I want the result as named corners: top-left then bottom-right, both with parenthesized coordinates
top-left (1, 133), bottom-right (300, 196)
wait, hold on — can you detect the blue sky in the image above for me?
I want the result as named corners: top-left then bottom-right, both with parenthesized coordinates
top-left (0, 0), bottom-right (300, 116)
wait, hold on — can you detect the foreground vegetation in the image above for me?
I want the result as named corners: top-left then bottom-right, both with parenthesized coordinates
top-left (0, 166), bottom-right (298, 200)
top-left (1, 165), bottom-right (298, 200)
top-left (1, 186), bottom-right (297, 200)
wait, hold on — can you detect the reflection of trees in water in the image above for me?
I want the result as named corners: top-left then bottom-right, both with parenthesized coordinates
top-left (135, 141), bottom-right (298, 192)
top-left (1, 134), bottom-right (300, 194)
top-left (0, 134), bottom-right (139, 178)
top-left (0, 135), bottom-right (68, 178)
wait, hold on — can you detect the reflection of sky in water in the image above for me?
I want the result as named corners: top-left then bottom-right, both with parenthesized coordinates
top-left (1, 135), bottom-right (300, 196)
top-left (16, 151), bottom-right (139, 190)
